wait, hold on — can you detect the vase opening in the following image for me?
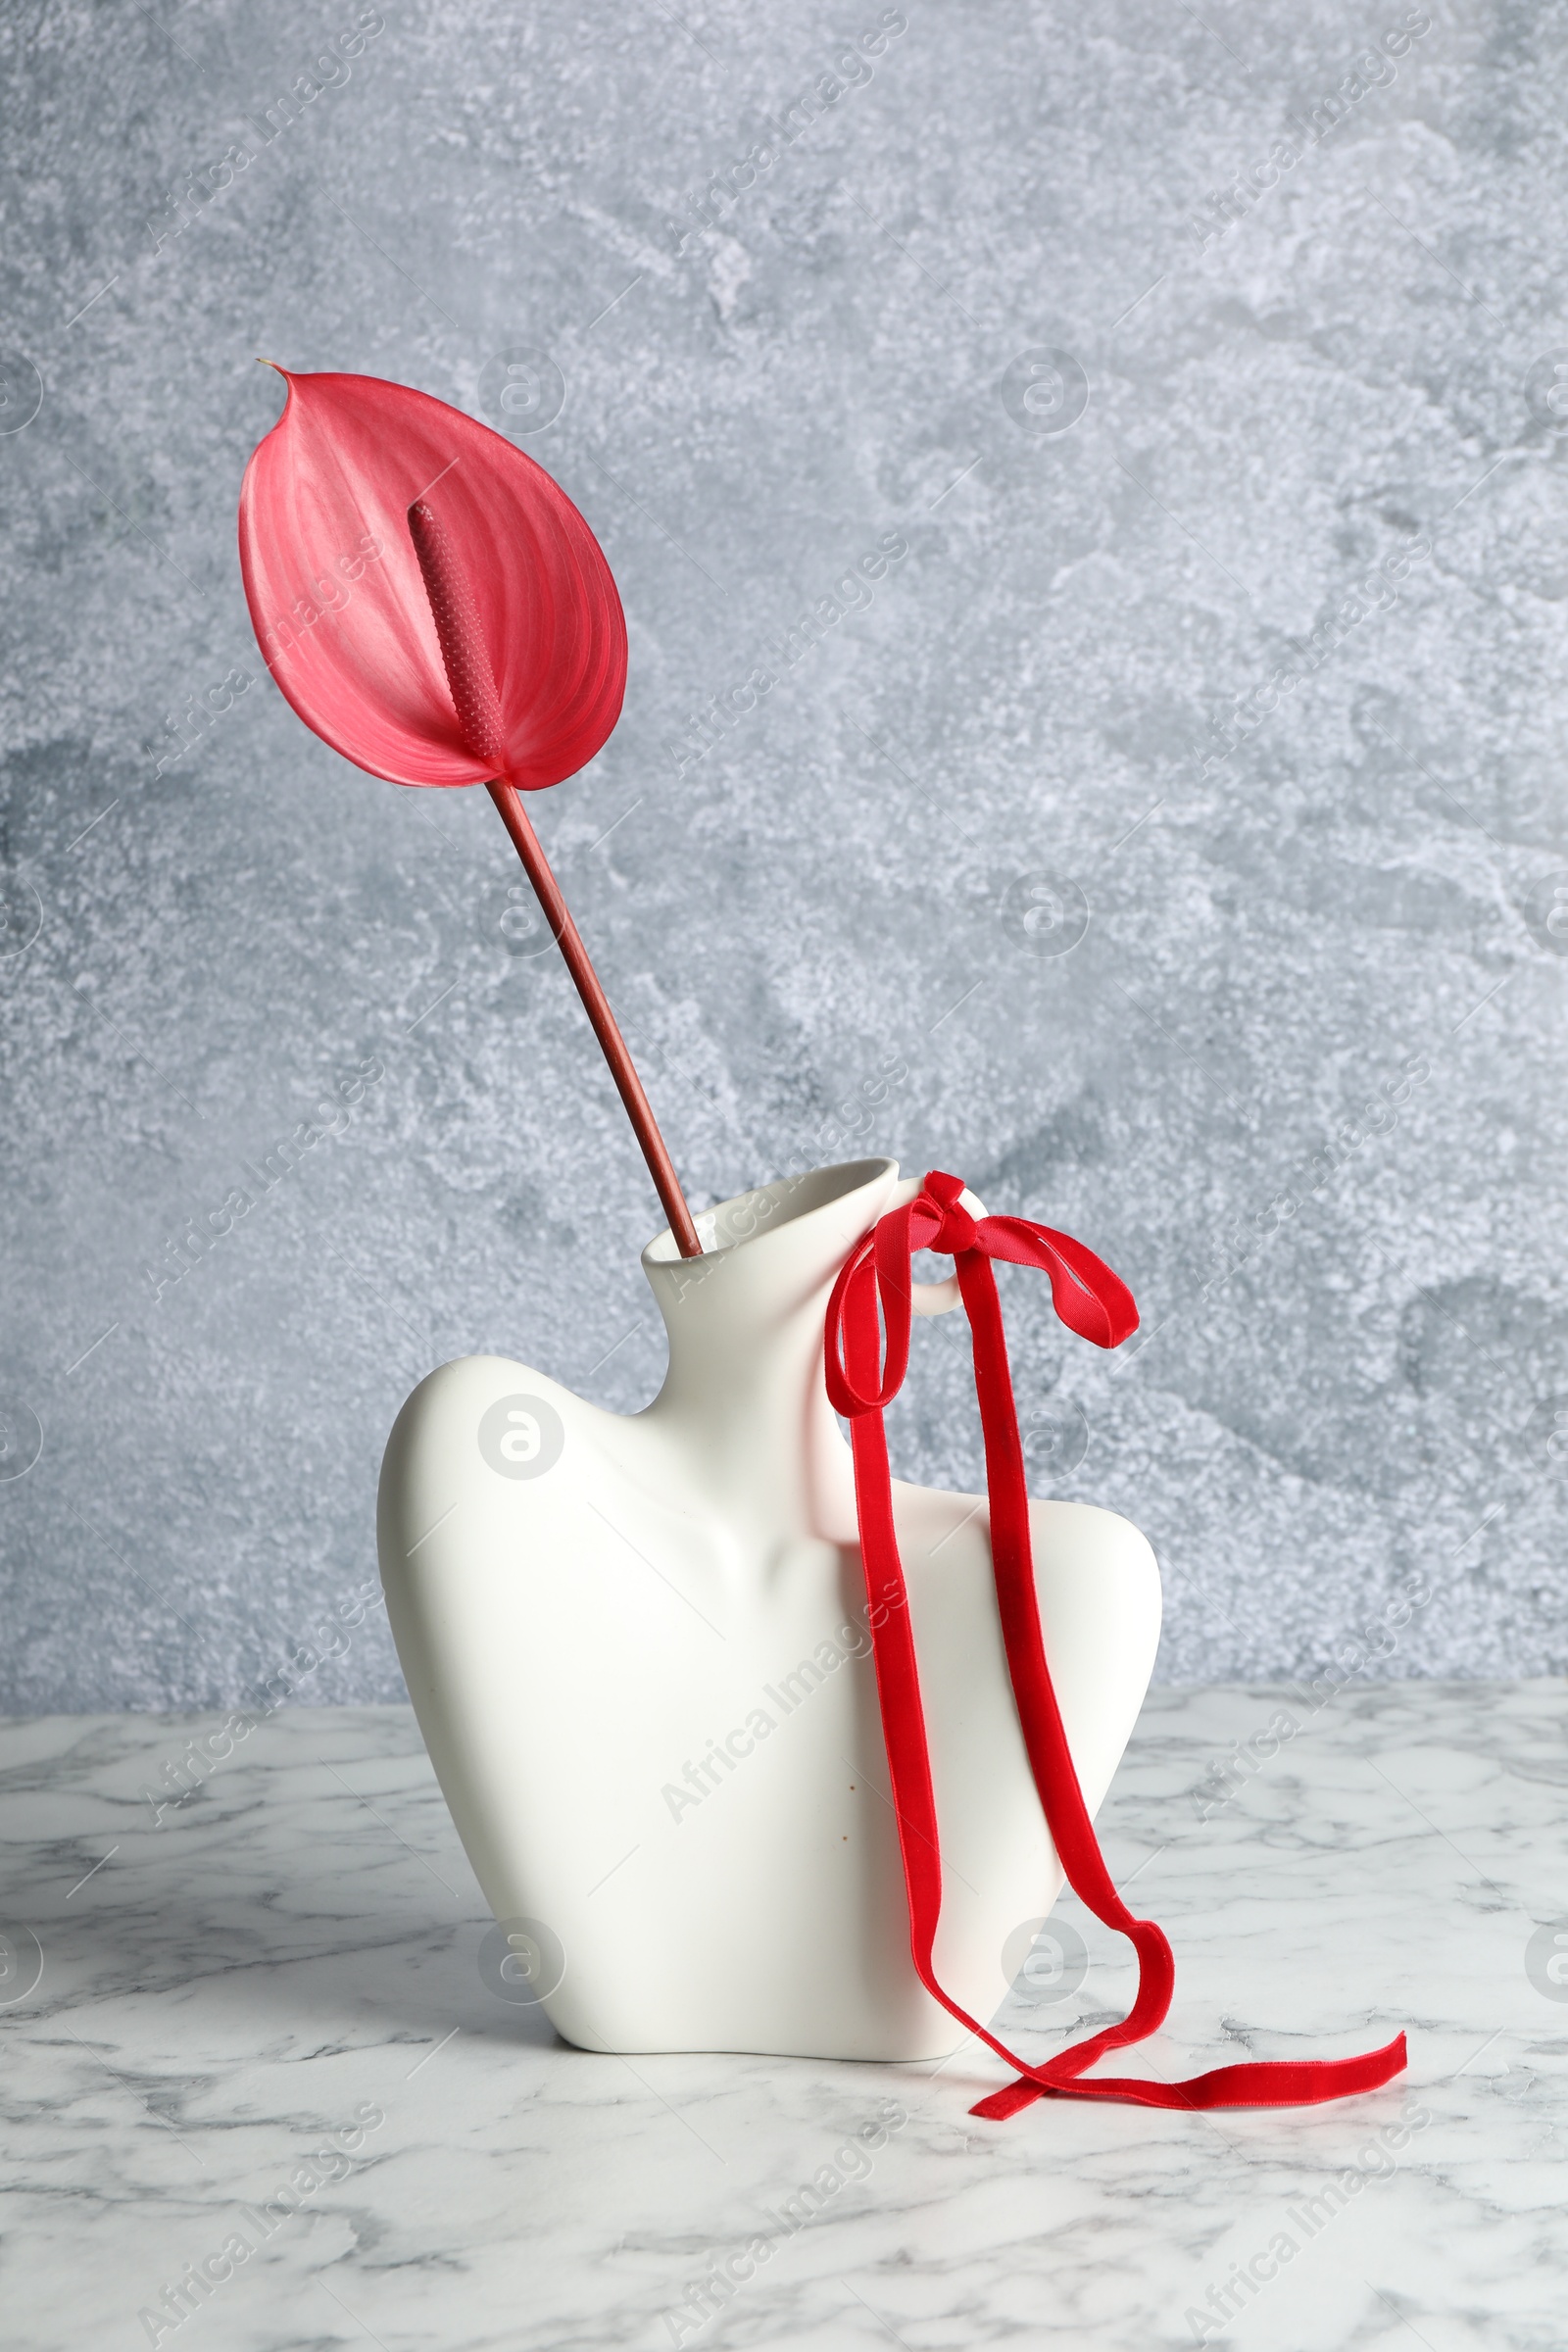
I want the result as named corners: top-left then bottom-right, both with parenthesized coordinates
top-left (643, 1156), bottom-right (897, 1269)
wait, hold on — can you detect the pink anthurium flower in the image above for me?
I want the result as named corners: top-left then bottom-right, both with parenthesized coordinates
top-left (236, 366), bottom-right (699, 1255)
top-left (237, 367), bottom-right (627, 791)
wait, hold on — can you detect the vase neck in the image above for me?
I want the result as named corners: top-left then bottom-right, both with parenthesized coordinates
top-left (641, 1159), bottom-right (903, 1525)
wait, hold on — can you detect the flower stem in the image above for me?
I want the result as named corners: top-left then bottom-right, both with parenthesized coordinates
top-left (485, 781), bottom-right (704, 1259)
top-left (406, 493), bottom-right (703, 1258)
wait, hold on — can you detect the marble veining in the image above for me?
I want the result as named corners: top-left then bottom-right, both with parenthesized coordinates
top-left (1, 1681), bottom-right (1563, 2351)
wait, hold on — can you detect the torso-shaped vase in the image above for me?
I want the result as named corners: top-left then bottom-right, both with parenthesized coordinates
top-left (377, 1157), bottom-right (1160, 2059)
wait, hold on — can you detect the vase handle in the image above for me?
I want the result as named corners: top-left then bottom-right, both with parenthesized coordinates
top-left (888, 1176), bottom-right (989, 1316)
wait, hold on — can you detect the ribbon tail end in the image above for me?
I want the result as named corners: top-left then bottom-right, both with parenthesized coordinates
top-left (969, 2075), bottom-right (1051, 2123)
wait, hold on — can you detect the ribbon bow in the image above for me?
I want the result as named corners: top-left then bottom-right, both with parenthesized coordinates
top-left (825, 1170), bottom-right (1407, 2120)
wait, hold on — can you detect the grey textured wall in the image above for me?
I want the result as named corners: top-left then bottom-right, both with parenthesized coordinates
top-left (1, 0), bottom-right (1563, 1711)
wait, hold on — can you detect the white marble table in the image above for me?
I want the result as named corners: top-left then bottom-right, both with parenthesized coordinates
top-left (2, 1683), bottom-right (1562, 2352)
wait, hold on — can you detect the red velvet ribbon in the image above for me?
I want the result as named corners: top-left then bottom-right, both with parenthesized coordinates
top-left (824, 1170), bottom-right (1408, 2122)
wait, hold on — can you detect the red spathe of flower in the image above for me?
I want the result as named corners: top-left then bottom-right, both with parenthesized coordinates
top-left (237, 368), bottom-right (627, 790)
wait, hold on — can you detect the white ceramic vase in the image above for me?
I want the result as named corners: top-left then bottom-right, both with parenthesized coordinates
top-left (376, 1156), bottom-right (1160, 2060)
